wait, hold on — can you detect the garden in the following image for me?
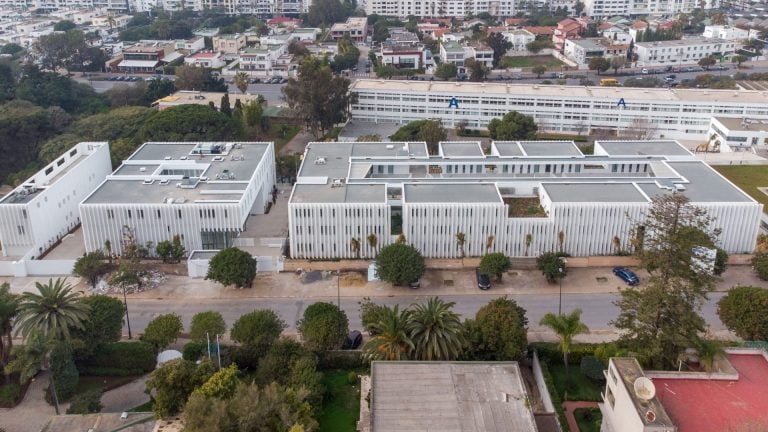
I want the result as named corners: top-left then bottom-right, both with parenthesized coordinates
top-left (501, 55), bottom-right (565, 69)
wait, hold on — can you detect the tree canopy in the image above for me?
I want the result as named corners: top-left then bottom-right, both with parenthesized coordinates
top-left (230, 309), bottom-right (286, 349)
top-left (465, 297), bottom-right (528, 360)
top-left (375, 243), bottom-right (425, 286)
top-left (717, 286), bottom-right (768, 341)
top-left (190, 311), bottom-right (227, 341)
top-left (206, 247), bottom-right (257, 288)
top-left (390, 120), bottom-right (446, 154)
top-left (297, 302), bottom-right (349, 352)
top-left (141, 313), bottom-right (183, 350)
top-left (479, 253), bottom-right (511, 282)
top-left (488, 111), bottom-right (538, 140)
top-left (138, 104), bottom-right (241, 143)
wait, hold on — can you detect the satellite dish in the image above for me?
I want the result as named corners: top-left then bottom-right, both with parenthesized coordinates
top-left (634, 377), bottom-right (656, 401)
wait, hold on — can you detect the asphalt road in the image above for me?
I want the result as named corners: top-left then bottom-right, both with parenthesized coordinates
top-left (124, 291), bottom-right (728, 335)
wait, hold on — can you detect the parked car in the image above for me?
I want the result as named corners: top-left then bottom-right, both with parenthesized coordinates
top-left (250, 78), bottom-right (260, 84)
top-left (476, 269), bottom-right (491, 290)
top-left (612, 267), bottom-right (639, 285)
top-left (343, 330), bottom-right (363, 349)
top-left (641, 68), bottom-right (649, 74)
top-left (665, 74), bottom-right (676, 80)
top-left (408, 280), bottom-right (421, 289)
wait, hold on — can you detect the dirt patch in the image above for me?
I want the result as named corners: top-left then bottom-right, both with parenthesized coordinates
top-left (341, 271), bottom-right (367, 287)
top-left (596, 277), bottom-right (608, 283)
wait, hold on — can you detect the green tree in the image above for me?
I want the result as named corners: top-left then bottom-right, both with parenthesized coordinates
top-left (536, 252), bottom-right (567, 283)
top-left (360, 298), bottom-right (388, 336)
top-left (487, 32), bottom-right (512, 67)
top-left (753, 253), bottom-right (768, 280)
top-left (175, 65), bottom-right (227, 91)
top-left (234, 72), bottom-right (249, 94)
top-left (374, 64), bottom-right (396, 79)
top-left (283, 57), bottom-right (351, 138)
top-left (220, 93), bottom-right (232, 116)
top-left (465, 58), bottom-right (488, 82)
top-left (15, 64), bottom-right (107, 114)
top-left (71, 294), bottom-right (124, 359)
top-left (4, 331), bottom-right (46, 384)
top-left (146, 358), bottom-right (215, 417)
top-left (588, 57), bottom-right (610, 75)
top-left (206, 247), bottom-right (257, 288)
top-left (0, 283), bottom-right (19, 368)
top-left (66, 390), bottom-right (102, 414)
top-left (0, 43), bottom-right (23, 56)
top-left (717, 286), bottom-right (768, 340)
top-left (72, 252), bottom-right (108, 288)
top-left (479, 253), bottom-right (511, 282)
top-left (390, 120), bottom-right (446, 155)
top-left (194, 364), bottom-right (239, 399)
top-left (156, 235), bottom-right (185, 263)
top-left (408, 297), bottom-right (466, 360)
top-left (613, 193), bottom-right (719, 369)
top-left (375, 243), bottom-right (426, 286)
top-left (731, 54), bottom-right (748, 66)
top-left (138, 104), bottom-right (241, 142)
top-left (143, 78), bottom-right (176, 104)
top-left (698, 56), bottom-right (716, 70)
top-left (230, 309), bottom-right (286, 351)
top-left (362, 304), bottom-right (414, 361)
top-left (307, 0), bottom-right (353, 26)
top-left (434, 63), bottom-right (458, 80)
top-left (466, 297), bottom-right (528, 360)
top-left (539, 309), bottom-right (589, 371)
top-left (54, 20), bottom-right (77, 32)
top-left (140, 313), bottom-right (183, 350)
top-left (242, 99), bottom-right (264, 129)
top-left (15, 278), bottom-right (90, 341)
top-left (190, 311), bottom-right (227, 341)
top-left (487, 111), bottom-right (538, 140)
top-left (610, 56), bottom-right (626, 74)
top-left (297, 302), bottom-right (348, 352)
top-left (532, 65), bottom-right (547, 78)
top-left (49, 341), bottom-right (78, 401)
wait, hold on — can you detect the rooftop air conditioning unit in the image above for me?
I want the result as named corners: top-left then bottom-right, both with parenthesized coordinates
top-left (212, 156), bottom-right (225, 162)
top-left (142, 179), bottom-right (154, 185)
top-left (180, 156), bottom-right (188, 160)
top-left (164, 156), bottom-right (171, 160)
top-left (139, 167), bottom-right (147, 172)
top-left (159, 179), bottom-right (170, 185)
top-left (315, 157), bottom-right (327, 165)
top-left (386, 144), bottom-right (394, 149)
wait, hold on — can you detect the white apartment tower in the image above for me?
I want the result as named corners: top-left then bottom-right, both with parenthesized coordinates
top-left (0, 142), bottom-right (112, 259)
top-left (288, 140), bottom-right (761, 260)
top-left (79, 142), bottom-right (275, 256)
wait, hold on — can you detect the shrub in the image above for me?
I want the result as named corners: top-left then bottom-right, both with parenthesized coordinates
top-left (230, 310), bottom-right (285, 349)
top-left (297, 302), bottom-right (349, 353)
top-left (189, 311), bottom-right (226, 341)
top-left (375, 243), bottom-right (425, 286)
top-left (347, 371), bottom-right (358, 385)
top-left (0, 383), bottom-right (21, 406)
top-left (80, 341), bottom-right (156, 375)
top-left (580, 356), bottom-right (607, 382)
top-left (66, 390), bottom-right (102, 414)
top-left (537, 252), bottom-right (567, 283)
top-left (717, 285), bottom-right (768, 340)
top-left (206, 247), bottom-right (256, 288)
top-left (752, 253), bottom-right (768, 280)
top-left (50, 343), bottom-right (78, 401)
top-left (141, 313), bottom-right (183, 350)
top-left (530, 342), bottom-right (597, 365)
top-left (479, 253), bottom-right (511, 282)
top-left (318, 350), bottom-right (363, 369)
top-left (183, 340), bottom-right (207, 361)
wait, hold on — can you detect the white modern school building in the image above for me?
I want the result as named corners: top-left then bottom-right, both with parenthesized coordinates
top-left (79, 141), bottom-right (275, 256)
top-left (288, 140), bottom-right (761, 260)
top-left (0, 142), bottom-right (112, 259)
top-left (348, 79), bottom-right (768, 140)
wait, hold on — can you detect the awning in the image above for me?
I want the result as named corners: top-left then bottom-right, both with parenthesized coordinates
top-left (118, 59), bottom-right (159, 68)
top-left (162, 51), bottom-right (184, 63)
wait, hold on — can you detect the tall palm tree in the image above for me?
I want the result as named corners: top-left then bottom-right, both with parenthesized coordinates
top-left (539, 309), bottom-right (589, 372)
top-left (363, 305), bottom-right (413, 361)
top-left (0, 283), bottom-right (19, 369)
top-left (524, 233), bottom-right (533, 256)
top-left (408, 297), bottom-right (467, 361)
top-left (15, 278), bottom-right (90, 341)
top-left (234, 72), bottom-right (249, 94)
top-left (350, 238), bottom-right (361, 259)
top-left (557, 230), bottom-right (565, 253)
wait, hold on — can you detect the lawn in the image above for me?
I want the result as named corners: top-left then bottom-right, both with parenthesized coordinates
top-left (502, 55), bottom-right (564, 69)
top-left (574, 407), bottom-right (602, 432)
top-left (75, 375), bottom-right (140, 395)
top-left (317, 370), bottom-right (361, 432)
top-left (548, 363), bottom-right (603, 402)
top-left (128, 400), bottom-right (154, 412)
top-left (713, 165), bottom-right (768, 212)
top-left (266, 122), bottom-right (301, 152)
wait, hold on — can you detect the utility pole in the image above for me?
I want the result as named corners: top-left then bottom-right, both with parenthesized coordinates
top-left (558, 266), bottom-right (564, 315)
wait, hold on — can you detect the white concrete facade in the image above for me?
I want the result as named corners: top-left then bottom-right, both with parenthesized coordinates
top-left (79, 142), bottom-right (275, 257)
top-left (708, 117), bottom-right (768, 152)
top-left (584, 0), bottom-right (701, 19)
top-left (288, 140), bottom-right (762, 260)
top-left (0, 142), bottom-right (111, 259)
top-left (635, 37), bottom-right (736, 66)
top-left (703, 25), bottom-right (749, 40)
top-left (348, 79), bottom-right (768, 140)
top-left (364, 0), bottom-right (518, 18)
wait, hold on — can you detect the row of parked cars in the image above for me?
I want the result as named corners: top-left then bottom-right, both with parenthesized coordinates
top-left (105, 75), bottom-right (144, 81)
top-left (243, 76), bottom-right (287, 84)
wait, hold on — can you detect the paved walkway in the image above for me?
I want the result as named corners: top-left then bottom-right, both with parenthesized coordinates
top-left (100, 375), bottom-right (150, 413)
top-left (563, 401), bottom-right (599, 432)
top-left (279, 128), bottom-right (313, 155)
top-left (0, 372), bottom-right (64, 432)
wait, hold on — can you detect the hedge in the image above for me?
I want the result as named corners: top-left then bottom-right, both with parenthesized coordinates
top-left (79, 342), bottom-right (155, 375)
top-left (318, 350), bottom-right (363, 370)
top-left (539, 359), bottom-right (570, 432)
top-left (530, 342), bottom-right (600, 365)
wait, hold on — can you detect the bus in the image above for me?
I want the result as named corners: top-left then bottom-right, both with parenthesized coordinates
top-left (599, 78), bottom-right (619, 86)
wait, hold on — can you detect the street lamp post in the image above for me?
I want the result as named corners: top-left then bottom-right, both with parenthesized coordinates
top-left (122, 284), bottom-right (132, 339)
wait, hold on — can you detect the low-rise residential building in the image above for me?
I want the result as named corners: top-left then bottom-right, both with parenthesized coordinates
top-left (601, 24), bottom-right (633, 44)
top-left (601, 349), bottom-right (768, 432)
top-left (80, 141), bottom-right (276, 256)
top-left (288, 140), bottom-right (761, 260)
top-left (116, 40), bottom-right (175, 73)
top-left (439, 41), bottom-right (493, 69)
top-left (708, 117), bottom-right (768, 152)
top-left (379, 44), bottom-right (432, 69)
top-left (213, 33), bottom-right (246, 55)
top-left (0, 142), bottom-right (111, 259)
top-left (329, 17), bottom-right (367, 43)
top-left (564, 38), bottom-right (628, 66)
top-left (552, 17), bottom-right (583, 51)
top-left (501, 28), bottom-right (535, 52)
top-left (91, 14), bottom-right (130, 28)
top-left (289, 27), bottom-right (320, 42)
top-left (184, 50), bottom-right (226, 68)
top-left (366, 362), bottom-right (539, 432)
top-left (635, 37), bottom-right (736, 66)
top-left (237, 44), bottom-right (290, 76)
top-left (702, 24), bottom-right (749, 40)
top-left (439, 40), bottom-right (465, 66)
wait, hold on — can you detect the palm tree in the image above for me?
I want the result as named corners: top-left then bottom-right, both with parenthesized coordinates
top-left (485, 235), bottom-right (495, 254)
top-left (367, 233), bottom-right (378, 252)
top-left (363, 305), bottom-right (413, 361)
top-left (104, 239), bottom-right (112, 264)
top-left (524, 233), bottom-right (533, 257)
top-left (557, 230), bottom-right (565, 253)
top-left (15, 278), bottom-right (90, 341)
top-left (408, 297), bottom-right (467, 361)
top-left (350, 238), bottom-right (361, 259)
top-left (456, 232), bottom-right (466, 258)
top-left (0, 284), bottom-right (19, 369)
top-left (539, 309), bottom-right (589, 372)
top-left (234, 72), bottom-right (249, 94)
top-left (612, 235), bottom-right (622, 254)
top-left (694, 338), bottom-right (724, 373)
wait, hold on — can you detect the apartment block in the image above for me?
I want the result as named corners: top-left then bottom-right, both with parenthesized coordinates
top-left (635, 37), bottom-right (736, 66)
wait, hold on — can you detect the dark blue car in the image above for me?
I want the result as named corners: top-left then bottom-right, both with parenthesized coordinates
top-left (612, 267), bottom-right (639, 286)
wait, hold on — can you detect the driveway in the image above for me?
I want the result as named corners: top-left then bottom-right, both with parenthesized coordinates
top-left (0, 372), bottom-right (63, 432)
top-left (100, 375), bottom-right (150, 413)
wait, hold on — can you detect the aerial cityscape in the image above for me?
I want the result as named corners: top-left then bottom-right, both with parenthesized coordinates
top-left (0, 0), bottom-right (767, 430)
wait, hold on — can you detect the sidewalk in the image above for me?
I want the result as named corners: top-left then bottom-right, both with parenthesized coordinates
top-left (119, 265), bottom-right (766, 301)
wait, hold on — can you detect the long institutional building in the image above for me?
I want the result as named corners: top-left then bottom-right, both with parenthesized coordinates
top-left (349, 80), bottom-right (768, 141)
top-left (288, 140), bottom-right (761, 260)
top-left (79, 141), bottom-right (275, 256)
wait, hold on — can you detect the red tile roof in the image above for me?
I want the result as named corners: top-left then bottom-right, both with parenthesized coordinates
top-left (523, 26), bottom-right (556, 35)
top-left (653, 354), bottom-right (768, 432)
top-left (631, 21), bottom-right (649, 29)
top-left (267, 16), bottom-right (302, 26)
top-left (506, 18), bottom-right (526, 26)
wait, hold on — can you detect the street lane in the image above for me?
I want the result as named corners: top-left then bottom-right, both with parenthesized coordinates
top-left (125, 291), bottom-right (728, 335)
